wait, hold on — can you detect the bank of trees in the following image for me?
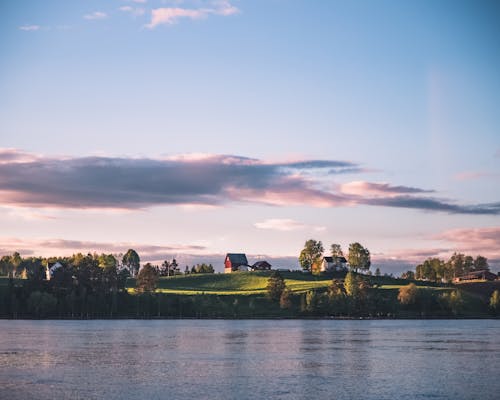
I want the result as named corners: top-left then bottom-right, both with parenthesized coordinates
top-left (298, 239), bottom-right (371, 274)
top-left (415, 253), bottom-right (490, 282)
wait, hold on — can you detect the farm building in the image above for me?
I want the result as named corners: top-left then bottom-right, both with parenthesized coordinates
top-left (224, 253), bottom-right (250, 273)
top-left (320, 256), bottom-right (348, 272)
top-left (454, 270), bottom-right (498, 283)
top-left (252, 261), bottom-right (272, 271)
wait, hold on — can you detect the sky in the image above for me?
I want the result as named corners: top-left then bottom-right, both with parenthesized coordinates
top-left (1, 0), bottom-right (499, 273)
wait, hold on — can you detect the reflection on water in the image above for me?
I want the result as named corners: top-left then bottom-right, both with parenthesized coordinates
top-left (1, 320), bottom-right (499, 399)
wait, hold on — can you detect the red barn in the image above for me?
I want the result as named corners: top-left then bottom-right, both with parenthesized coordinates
top-left (224, 253), bottom-right (249, 273)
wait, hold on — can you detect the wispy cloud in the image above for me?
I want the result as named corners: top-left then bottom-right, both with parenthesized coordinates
top-left (83, 11), bottom-right (108, 20)
top-left (119, 6), bottom-right (146, 16)
top-left (146, 1), bottom-right (239, 28)
top-left (254, 218), bottom-right (326, 232)
top-left (433, 227), bottom-right (500, 255)
top-left (340, 181), bottom-right (433, 197)
top-left (0, 237), bottom-right (206, 262)
top-left (19, 25), bottom-right (40, 31)
top-left (0, 237), bottom-right (299, 270)
top-left (454, 171), bottom-right (500, 181)
top-left (1, 149), bottom-right (499, 215)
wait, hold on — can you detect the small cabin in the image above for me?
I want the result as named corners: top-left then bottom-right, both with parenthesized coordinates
top-left (320, 256), bottom-right (348, 272)
top-left (224, 253), bottom-right (249, 273)
top-left (252, 261), bottom-right (272, 271)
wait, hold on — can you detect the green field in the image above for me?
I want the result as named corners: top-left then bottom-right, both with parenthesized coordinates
top-left (126, 271), bottom-right (334, 295)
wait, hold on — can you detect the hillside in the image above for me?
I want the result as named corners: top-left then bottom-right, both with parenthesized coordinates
top-left (125, 271), bottom-right (448, 295)
top-left (127, 271), bottom-right (335, 295)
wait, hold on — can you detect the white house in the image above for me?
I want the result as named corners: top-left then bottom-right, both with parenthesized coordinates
top-left (46, 262), bottom-right (63, 280)
top-left (320, 256), bottom-right (348, 272)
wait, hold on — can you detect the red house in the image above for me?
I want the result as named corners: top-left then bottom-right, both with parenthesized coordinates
top-left (224, 253), bottom-right (249, 273)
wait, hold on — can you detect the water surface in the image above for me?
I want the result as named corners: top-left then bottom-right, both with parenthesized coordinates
top-left (1, 320), bottom-right (499, 399)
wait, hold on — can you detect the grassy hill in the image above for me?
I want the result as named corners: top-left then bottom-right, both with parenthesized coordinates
top-left (127, 271), bottom-right (335, 295)
top-left (125, 271), bottom-right (449, 295)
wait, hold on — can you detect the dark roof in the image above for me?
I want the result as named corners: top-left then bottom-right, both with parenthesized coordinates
top-left (225, 253), bottom-right (248, 265)
top-left (460, 270), bottom-right (497, 280)
top-left (253, 261), bottom-right (271, 268)
top-left (323, 256), bottom-right (347, 263)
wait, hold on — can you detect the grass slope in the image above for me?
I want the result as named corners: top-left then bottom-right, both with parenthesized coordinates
top-left (127, 271), bottom-right (334, 295)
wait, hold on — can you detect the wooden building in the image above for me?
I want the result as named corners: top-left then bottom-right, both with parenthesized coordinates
top-left (252, 261), bottom-right (272, 271)
top-left (454, 270), bottom-right (498, 283)
top-left (224, 253), bottom-right (249, 273)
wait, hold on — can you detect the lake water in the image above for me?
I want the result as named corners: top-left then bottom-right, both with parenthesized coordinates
top-left (1, 320), bottom-right (499, 399)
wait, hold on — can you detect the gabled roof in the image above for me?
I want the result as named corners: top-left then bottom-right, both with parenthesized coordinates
top-left (253, 261), bottom-right (271, 268)
top-left (323, 256), bottom-right (347, 263)
top-left (225, 253), bottom-right (248, 265)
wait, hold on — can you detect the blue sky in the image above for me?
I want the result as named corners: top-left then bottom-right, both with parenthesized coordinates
top-left (1, 0), bottom-right (499, 272)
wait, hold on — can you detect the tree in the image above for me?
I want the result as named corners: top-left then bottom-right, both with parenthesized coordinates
top-left (136, 263), bottom-right (159, 293)
top-left (375, 267), bottom-right (381, 277)
top-left (327, 279), bottom-right (346, 314)
top-left (299, 239), bottom-right (324, 272)
top-left (266, 271), bottom-right (286, 302)
top-left (344, 271), bottom-right (359, 297)
top-left (171, 259), bottom-right (179, 275)
top-left (490, 290), bottom-right (500, 314)
top-left (280, 288), bottom-right (292, 309)
top-left (10, 252), bottom-right (22, 277)
top-left (347, 242), bottom-right (370, 272)
top-left (398, 283), bottom-right (419, 305)
top-left (122, 249), bottom-right (140, 277)
top-left (160, 260), bottom-right (170, 276)
top-left (305, 290), bottom-right (318, 313)
top-left (401, 270), bottom-right (415, 280)
top-left (330, 244), bottom-right (343, 258)
top-left (474, 256), bottom-right (489, 271)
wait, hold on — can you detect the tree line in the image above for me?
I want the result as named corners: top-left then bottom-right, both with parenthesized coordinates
top-left (414, 253), bottom-right (490, 282)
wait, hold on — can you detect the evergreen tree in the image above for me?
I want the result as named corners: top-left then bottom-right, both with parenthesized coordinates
top-left (266, 271), bottom-right (286, 302)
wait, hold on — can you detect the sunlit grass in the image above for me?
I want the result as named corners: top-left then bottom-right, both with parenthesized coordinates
top-left (127, 271), bottom-right (333, 295)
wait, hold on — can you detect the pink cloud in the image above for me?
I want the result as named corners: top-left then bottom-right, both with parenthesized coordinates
top-left (340, 181), bottom-right (432, 197)
top-left (0, 237), bottom-right (207, 260)
top-left (146, 1), bottom-right (239, 28)
top-left (254, 218), bottom-right (326, 232)
top-left (454, 171), bottom-right (500, 181)
top-left (433, 227), bottom-right (500, 256)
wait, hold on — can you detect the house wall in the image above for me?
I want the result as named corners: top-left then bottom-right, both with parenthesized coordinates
top-left (224, 257), bottom-right (232, 273)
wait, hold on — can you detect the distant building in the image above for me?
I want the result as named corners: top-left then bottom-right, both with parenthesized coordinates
top-left (224, 253), bottom-right (249, 273)
top-left (251, 261), bottom-right (272, 271)
top-left (320, 256), bottom-right (348, 273)
top-left (454, 270), bottom-right (498, 283)
top-left (46, 261), bottom-right (63, 280)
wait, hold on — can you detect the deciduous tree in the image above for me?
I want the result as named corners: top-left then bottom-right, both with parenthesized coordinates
top-left (347, 242), bottom-right (371, 272)
top-left (122, 249), bottom-right (140, 277)
top-left (299, 240), bottom-right (324, 272)
top-left (136, 263), bottom-right (159, 293)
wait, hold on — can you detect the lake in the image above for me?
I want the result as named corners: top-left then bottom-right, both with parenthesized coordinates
top-left (1, 320), bottom-right (499, 399)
